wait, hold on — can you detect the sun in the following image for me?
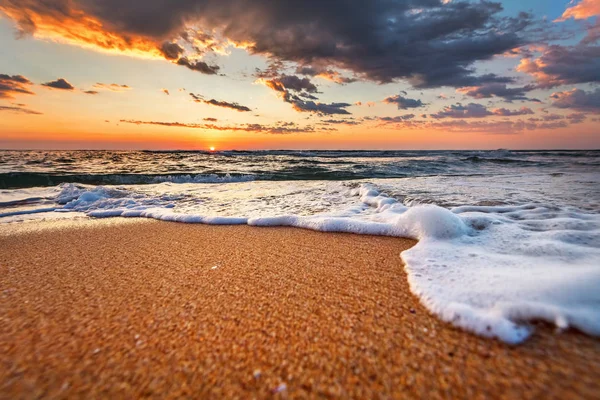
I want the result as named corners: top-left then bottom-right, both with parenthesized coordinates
top-left (209, 146), bottom-right (216, 152)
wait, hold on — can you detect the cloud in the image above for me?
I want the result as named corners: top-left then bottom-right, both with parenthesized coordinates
top-left (203, 117), bottom-right (218, 122)
top-left (189, 93), bottom-right (252, 112)
top-left (567, 112), bottom-right (587, 123)
top-left (161, 89), bottom-right (170, 95)
top-left (516, 45), bottom-right (600, 88)
top-left (264, 75), bottom-right (318, 94)
top-left (557, 0), bottom-right (600, 21)
top-left (556, 1), bottom-right (600, 44)
top-left (176, 57), bottom-right (220, 75)
top-left (431, 103), bottom-right (492, 119)
top-left (159, 41), bottom-right (185, 60)
top-left (491, 107), bottom-right (534, 116)
top-left (0, 105), bottom-right (42, 115)
top-left (285, 96), bottom-right (351, 115)
top-left (261, 74), bottom-right (351, 115)
top-left (355, 101), bottom-right (376, 108)
top-left (0, 2), bottom-right (223, 75)
top-left (528, 113), bottom-right (564, 122)
top-left (0, 74), bottom-right (35, 99)
top-left (202, 99), bottom-right (252, 112)
top-left (0, 0), bottom-right (533, 87)
top-left (383, 95), bottom-right (426, 110)
top-left (42, 78), bottom-right (75, 90)
top-left (551, 88), bottom-right (600, 113)
top-left (457, 83), bottom-right (537, 102)
top-left (120, 119), bottom-right (317, 134)
top-left (379, 118), bottom-right (574, 134)
top-left (377, 115), bottom-right (417, 123)
top-left (93, 83), bottom-right (131, 92)
top-left (0, 0), bottom-right (163, 58)
top-left (321, 118), bottom-right (360, 125)
top-left (295, 66), bottom-right (357, 84)
top-left (431, 103), bottom-right (537, 119)
top-left (83, 90), bottom-right (99, 95)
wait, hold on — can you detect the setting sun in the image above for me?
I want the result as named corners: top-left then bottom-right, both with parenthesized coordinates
top-left (210, 146), bottom-right (216, 151)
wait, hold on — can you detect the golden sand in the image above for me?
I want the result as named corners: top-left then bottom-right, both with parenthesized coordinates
top-left (0, 219), bottom-right (599, 399)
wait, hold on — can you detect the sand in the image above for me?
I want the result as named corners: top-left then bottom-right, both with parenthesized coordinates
top-left (0, 219), bottom-right (599, 399)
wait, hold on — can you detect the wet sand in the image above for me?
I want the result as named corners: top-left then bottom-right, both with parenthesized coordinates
top-left (0, 219), bottom-right (599, 399)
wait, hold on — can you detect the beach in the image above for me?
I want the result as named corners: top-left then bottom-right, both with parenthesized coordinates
top-left (1, 219), bottom-right (598, 398)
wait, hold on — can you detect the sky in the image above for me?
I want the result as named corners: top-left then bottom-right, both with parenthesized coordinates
top-left (0, 0), bottom-right (598, 150)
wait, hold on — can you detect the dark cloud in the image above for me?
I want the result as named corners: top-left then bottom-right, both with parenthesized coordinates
top-left (83, 90), bottom-right (99, 95)
top-left (176, 57), bottom-right (220, 75)
top-left (1, 0), bottom-right (534, 87)
top-left (0, 105), bottom-right (42, 115)
top-left (383, 95), bottom-right (426, 110)
top-left (409, 72), bottom-right (515, 90)
top-left (42, 78), bottom-right (75, 90)
top-left (517, 44), bottom-right (600, 88)
top-left (264, 75), bottom-right (318, 94)
top-left (457, 83), bottom-right (536, 102)
top-left (378, 115), bottom-right (417, 123)
top-left (261, 74), bottom-right (351, 115)
top-left (432, 103), bottom-right (536, 118)
top-left (283, 93), bottom-right (351, 115)
top-left (161, 88), bottom-right (170, 95)
top-left (551, 88), bottom-right (600, 113)
top-left (189, 93), bottom-right (251, 112)
top-left (431, 103), bottom-right (492, 119)
top-left (160, 41), bottom-right (185, 60)
top-left (203, 117), bottom-right (218, 122)
top-left (0, 74), bottom-right (35, 99)
top-left (203, 99), bottom-right (251, 112)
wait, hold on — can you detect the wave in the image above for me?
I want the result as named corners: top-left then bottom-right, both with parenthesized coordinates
top-left (2, 150), bottom-right (599, 189)
top-left (461, 156), bottom-right (541, 165)
top-left (2, 182), bottom-right (598, 344)
top-left (0, 172), bottom-right (257, 189)
top-left (0, 170), bottom-right (414, 189)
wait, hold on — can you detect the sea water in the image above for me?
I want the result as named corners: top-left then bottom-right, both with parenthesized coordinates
top-left (1, 149), bottom-right (599, 343)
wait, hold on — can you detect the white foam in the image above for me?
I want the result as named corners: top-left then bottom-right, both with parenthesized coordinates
top-left (1, 181), bottom-right (599, 344)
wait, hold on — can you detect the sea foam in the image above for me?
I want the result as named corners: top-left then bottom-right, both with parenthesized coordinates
top-left (1, 181), bottom-right (599, 344)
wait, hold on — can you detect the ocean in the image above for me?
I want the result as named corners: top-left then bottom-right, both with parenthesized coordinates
top-left (1, 149), bottom-right (599, 343)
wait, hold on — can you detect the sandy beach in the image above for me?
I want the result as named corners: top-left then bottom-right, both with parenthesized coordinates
top-left (1, 219), bottom-right (599, 399)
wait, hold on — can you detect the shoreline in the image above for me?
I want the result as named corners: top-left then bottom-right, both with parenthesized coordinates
top-left (1, 219), bottom-right (599, 398)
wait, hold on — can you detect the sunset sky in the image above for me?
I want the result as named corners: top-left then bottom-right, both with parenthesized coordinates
top-left (0, 0), bottom-right (599, 150)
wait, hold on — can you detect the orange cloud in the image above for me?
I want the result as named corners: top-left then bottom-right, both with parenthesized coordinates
top-left (314, 70), bottom-right (357, 84)
top-left (557, 0), bottom-right (600, 21)
top-left (93, 83), bottom-right (131, 92)
top-left (0, 74), bottom-right (35, 99)
top-left (0, 3), bottom-right (164, 59)
top-left (119, 119), bottom-right (318, 134)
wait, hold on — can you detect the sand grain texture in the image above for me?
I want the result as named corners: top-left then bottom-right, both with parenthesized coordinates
top-left (1, 219), bottom-right (599, 399)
